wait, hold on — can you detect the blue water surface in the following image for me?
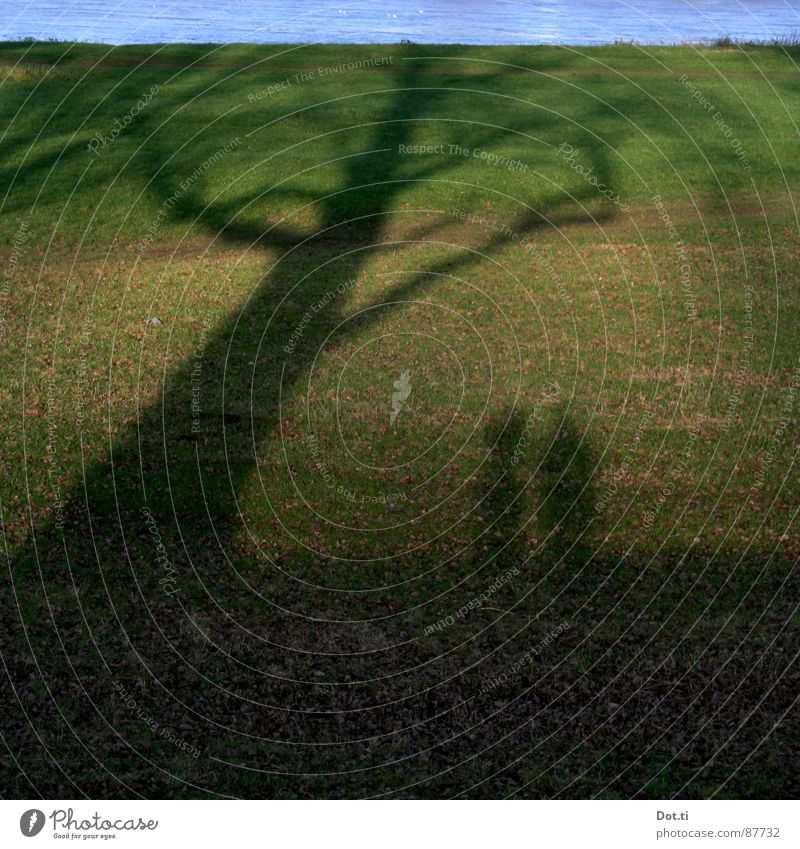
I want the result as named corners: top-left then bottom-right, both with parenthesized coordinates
top-left (1, 0), bottom-right (799, 45)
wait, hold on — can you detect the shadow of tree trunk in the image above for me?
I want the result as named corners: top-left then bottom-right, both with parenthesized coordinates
top-left (2, 49), bottom-right (626, 798)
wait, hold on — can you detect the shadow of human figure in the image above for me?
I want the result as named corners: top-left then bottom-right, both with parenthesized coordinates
top-left (536, 406), bottom-right (596, 572)
top-left (475, 408), bottom-right (529, 572)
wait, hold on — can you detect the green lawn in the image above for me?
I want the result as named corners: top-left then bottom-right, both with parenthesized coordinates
top-left (0, 41), bottom-right (798, 799)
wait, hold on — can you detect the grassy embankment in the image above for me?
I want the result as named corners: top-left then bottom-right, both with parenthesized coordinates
top-left (0, 41), bottom-right (798, 798)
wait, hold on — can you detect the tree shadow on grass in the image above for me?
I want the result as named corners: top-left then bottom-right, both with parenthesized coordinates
top-left (1, 47), bottom-right (635, 798)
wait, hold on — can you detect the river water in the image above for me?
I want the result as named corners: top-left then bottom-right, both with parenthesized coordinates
top-left (1, 0), bottom-right (799, 45)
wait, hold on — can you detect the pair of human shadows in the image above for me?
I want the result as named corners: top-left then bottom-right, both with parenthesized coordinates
top-left (475, 404), bottom-right (596, 588)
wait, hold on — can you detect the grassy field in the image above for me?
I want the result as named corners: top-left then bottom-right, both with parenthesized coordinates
top-left (0, 41), bottom-right (798, 799)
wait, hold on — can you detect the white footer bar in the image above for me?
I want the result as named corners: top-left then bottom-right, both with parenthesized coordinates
top-left (2, 800), bottom-right (796, 848)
